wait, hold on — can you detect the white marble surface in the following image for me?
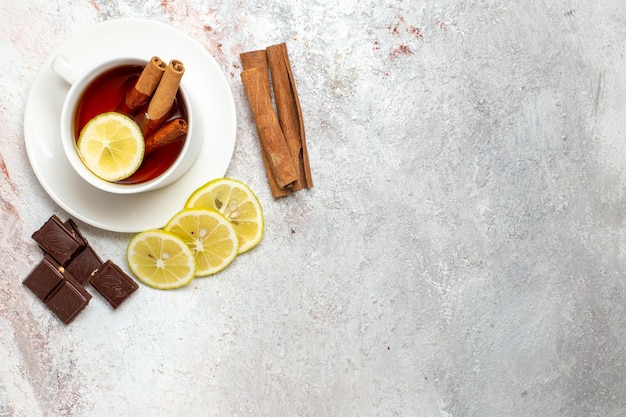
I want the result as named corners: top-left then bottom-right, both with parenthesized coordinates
top-left (2, 0), bottom-right (626, 416)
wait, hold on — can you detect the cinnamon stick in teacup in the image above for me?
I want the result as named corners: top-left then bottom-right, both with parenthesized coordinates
top-left (240, 50), bottom-right (297, 195)
top-left (117, 56), bottom-right (166, 116)
top-left (144, 118), bottom-right (187, 155)
top-left (135, 59), bottom-right (185, 137)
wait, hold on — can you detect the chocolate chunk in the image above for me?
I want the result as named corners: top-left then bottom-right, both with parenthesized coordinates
top-left (61, 218), bottom-right (103, 285)
top-left (65, 245), bottom-right (104, 286)
top-left (62, 265), bottom-right (93, 301)
top-left (45, 279), bottom-right (91, 324)
top-left (32, 215), bottom-right (84, 265)
top-left (90, 261), bottom-right (138, 309)
top-left (64, 218), bottom-right (88, 246)
top-left (23, 256), bottom-right (65, 302)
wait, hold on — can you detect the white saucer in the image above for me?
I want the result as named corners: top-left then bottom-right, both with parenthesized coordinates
top-left (24, 19), bottom-right (236, 233)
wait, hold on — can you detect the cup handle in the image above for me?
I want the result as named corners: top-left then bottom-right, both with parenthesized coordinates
top-left (51, 55), bottom-right (79, 85)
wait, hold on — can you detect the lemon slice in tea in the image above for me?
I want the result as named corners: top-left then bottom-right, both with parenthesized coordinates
top-left (164, 208), bottom-right (239, 276)
top-left (77, 112), bottom-right (144, 181)
top-left (126, 230), bottom-right (196, 290)
top-left (185, 178), bottom-right (264, 254)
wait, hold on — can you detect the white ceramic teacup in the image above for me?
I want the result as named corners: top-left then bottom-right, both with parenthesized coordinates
top-left (52, 55), bottom-right (199, 194)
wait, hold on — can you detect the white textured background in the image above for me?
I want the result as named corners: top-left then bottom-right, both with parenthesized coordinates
top-left (1, 0), bottom-right (626, 416)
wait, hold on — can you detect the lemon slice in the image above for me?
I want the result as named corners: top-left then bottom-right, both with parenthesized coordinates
top-left (126, 230), bottom-right (196, 290)
top-left (77, 112), bottom-right (144, 181)
top-left (164, 208), bottom-right (239, 276)
top-left (185, 178), bottom-right (264, 254)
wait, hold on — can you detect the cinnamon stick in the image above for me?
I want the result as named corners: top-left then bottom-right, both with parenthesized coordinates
top-left (144, 118), bottom-right (188, 155)
top-left (266, 43), bottom-right (313, 190)
top-left (117, 56), bottom-right (166, 116)
top-left (241, 51), bottom-right (291, 197)
top-left (240, 51), bottom-right (298, 192)
top-left (135, 59), bottom-right (185, 137)
top-left (240, 50), bottom-right (268, 71)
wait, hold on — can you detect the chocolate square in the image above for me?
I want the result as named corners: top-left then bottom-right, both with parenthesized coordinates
top-left (90, 261), bottom-right (138, 309)
top-left (23, 257), bottom-right (65, 302)
top-left (62, 267), bottom-right (93, 301)
top-left (64, 218), bottom-right (88, 246)
top-left (45, 279), bottom-right (91, 324)
top-left (32, 215), bottom-right (84, 265)
top-left (65, 245), bottom-right (104, 286)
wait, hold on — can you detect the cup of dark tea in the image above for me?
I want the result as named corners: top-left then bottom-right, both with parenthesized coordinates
top-left (52, 54), bottom-right (200, 194)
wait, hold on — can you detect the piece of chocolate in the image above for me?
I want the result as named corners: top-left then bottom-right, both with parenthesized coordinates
top-left (22, 256), bottom-right (65, 302)
top-left (62, 218), bottom-right (104, 285)
top-left (64, 218), bottom-right (88, 246)
top-left (90, 261), bottom-right (138, 309)
top-left (62, 266), bottom-right (93, 301)
top-left (64, 245), bottom-right (104, 286)
top-left (32, 215), bottom-right (84, 265)
top-left (45, 279), bottom-right (91, 324)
